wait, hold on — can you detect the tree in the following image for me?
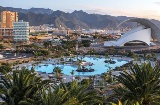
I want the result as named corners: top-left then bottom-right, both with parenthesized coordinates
top-left (112, 63), bottom-right (160, 105)
top-left (53, 67), bottom-right (63, 80)
top-left (31, 66), bottom-right (35, 73)
top-left (81, 79), bottom-right (90, 85)
top-left (41, 86), bottom-right (69, 105)
top-left (101, 73), bottom-right (110, 86)
top-left (77, 59), bottom-right (82, 70)
top-left (131, 52), bottom-right (137, 61)
top-left (146, 55), bottom-right (151, 60)
top-left (33, 37), bottom-right (38, 43)
top-left (151, 52), bottom-right (156, 60)
top-left (105, 53), bottom-right (109, 58)
top-left (0, 68), bottom-right (51, 105)
top-left (75, 76), bottom-right (81, 81)
top-left (110, 100), bottom-right (140, 105)
top-left (0, 44), bottom-right (3, 51)
top-left (43, 42), bottom-right (51, 49)
top-left (41, 80), bottom-right (103, 105)
top-left (67, 81), bottom-right (103, 105)
top-left (70, 70), bottom-right (75, 82)
top-left (53, 66), bottom-right (62, 74)
top-left (81, 40), bottom-right (91, 47)
top-left (143, 53), bottom-right (147, 61)
top-left (33, 51), bottom-right (39, 61)
top-left (0, 64), bottom-right (12, 74)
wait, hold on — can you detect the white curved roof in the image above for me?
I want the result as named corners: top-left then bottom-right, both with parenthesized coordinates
top-left (104, 28), bottom-right (151, 46)
top-left (104, 18), bottom-right (159, 47)
top-left (117, 18), bottom-right (160, 41)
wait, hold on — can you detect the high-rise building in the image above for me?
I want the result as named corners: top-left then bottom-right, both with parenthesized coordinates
top-left (13, 20), bottom-right (29, 42)
top-left (0, 11), bottom-right (18, 40)
top-left (0, 11), bottom-right (18, 28)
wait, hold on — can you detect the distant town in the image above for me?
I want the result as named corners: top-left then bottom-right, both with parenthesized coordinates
top-left (1, 10), bottom-right (160, 105)
top-left (0, 10), bottom-right (130, 43)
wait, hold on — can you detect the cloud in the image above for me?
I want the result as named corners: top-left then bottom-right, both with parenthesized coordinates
top-left (155, 2), bottom-right (160, 5)
top-left (135, 10), bottom-right (160, 19)
top-left (85, 9), bottom-right (110, 15)
top-left (75, 5), bottom-right (160, 20)
top-left (76, 5), bottom-right (132, 16)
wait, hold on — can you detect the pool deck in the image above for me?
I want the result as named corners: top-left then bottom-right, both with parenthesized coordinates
top-left (15, 56), bottom-right (133, 69)
top-left (12, 56), bottom-right (133, 83)
top-left (13, 57), bottom-right (156, 84)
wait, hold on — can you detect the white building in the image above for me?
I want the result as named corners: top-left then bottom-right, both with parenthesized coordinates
top-left (104, 18), bottom-right (160, 47)
top-left (0, 54), bottom-right (3, 59)
top-left (13, 20), bottom-right (29, 42)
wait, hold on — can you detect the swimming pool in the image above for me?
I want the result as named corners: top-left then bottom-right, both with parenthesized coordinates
top-left (31, 57), bottom-right (128, 75)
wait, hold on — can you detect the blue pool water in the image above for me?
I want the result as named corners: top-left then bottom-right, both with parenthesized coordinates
top-left (31, 57), bottom-right (128, 75)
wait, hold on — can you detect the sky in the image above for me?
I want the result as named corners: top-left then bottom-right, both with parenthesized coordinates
top-left (1, 0), bottom-right (160, 20)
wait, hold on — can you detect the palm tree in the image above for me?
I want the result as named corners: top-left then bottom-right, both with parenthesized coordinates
top-left (31, 66), bottom-right (35, 73)
top-left (112, 63), bottom-right (160, 105)
top-left (70, 70), bottom-right (75, 82)
top-left (0, 44), bottom-right (3, 52)
top-left (33, 37), bottom-right (38, 43)
top-left (53, 67), bottom-right (63, 82)
top-left (100, 73), bottom-right (113, 101)
top-left (53, 66), bottom-right (62, 74)
top-left (75, 76), bottom-right (81, 81)
top-left (0, 68), bottom-right (51, 105)
top-left (132, 52), bottom-right (138, 61)
top-left (41, 86), bottom-right (69, 105)
top-left (43, 42), bottom-right (50, 49)
top-left (67, 81), bottom-right (103, 105)
top-left (105, 53), bottom-right (109, 58)
top-left (0, 64), bottom-right (12, 74)
top-left (106, 70), bottom-right (114, 84)
top-left (151, 52), bottom-right (156, 60)
top-left (88, 75), bottom-right (93, 81)
top-left (41, 80), bottom-right (103, 105)
top-left (77, 59), bottom-right (82, 70)
top-left (101, 73), bottom-right (109, 86)
top-left (146, 55), bottom-right (151, 61)
top-left (110, 100), bottom-right (140, 105)
top-left (143, 53), bottom-right (147, 61)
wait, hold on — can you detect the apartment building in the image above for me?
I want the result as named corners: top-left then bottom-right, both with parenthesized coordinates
top-left (0, 11), bottom-right (18, 40)
top-left (13, 20), bottom-right (29, 42)
top-left (1, 11), bottom-right (18, 28)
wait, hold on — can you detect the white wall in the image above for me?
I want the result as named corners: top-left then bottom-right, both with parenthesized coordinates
top-left (104, 28), bottom-right (152, 46)
top-left (13, 21), bottom-right (29, 42)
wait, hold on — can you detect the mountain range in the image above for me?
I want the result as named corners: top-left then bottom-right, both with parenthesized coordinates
top-left (0, 6), bottom-right (160, 29)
